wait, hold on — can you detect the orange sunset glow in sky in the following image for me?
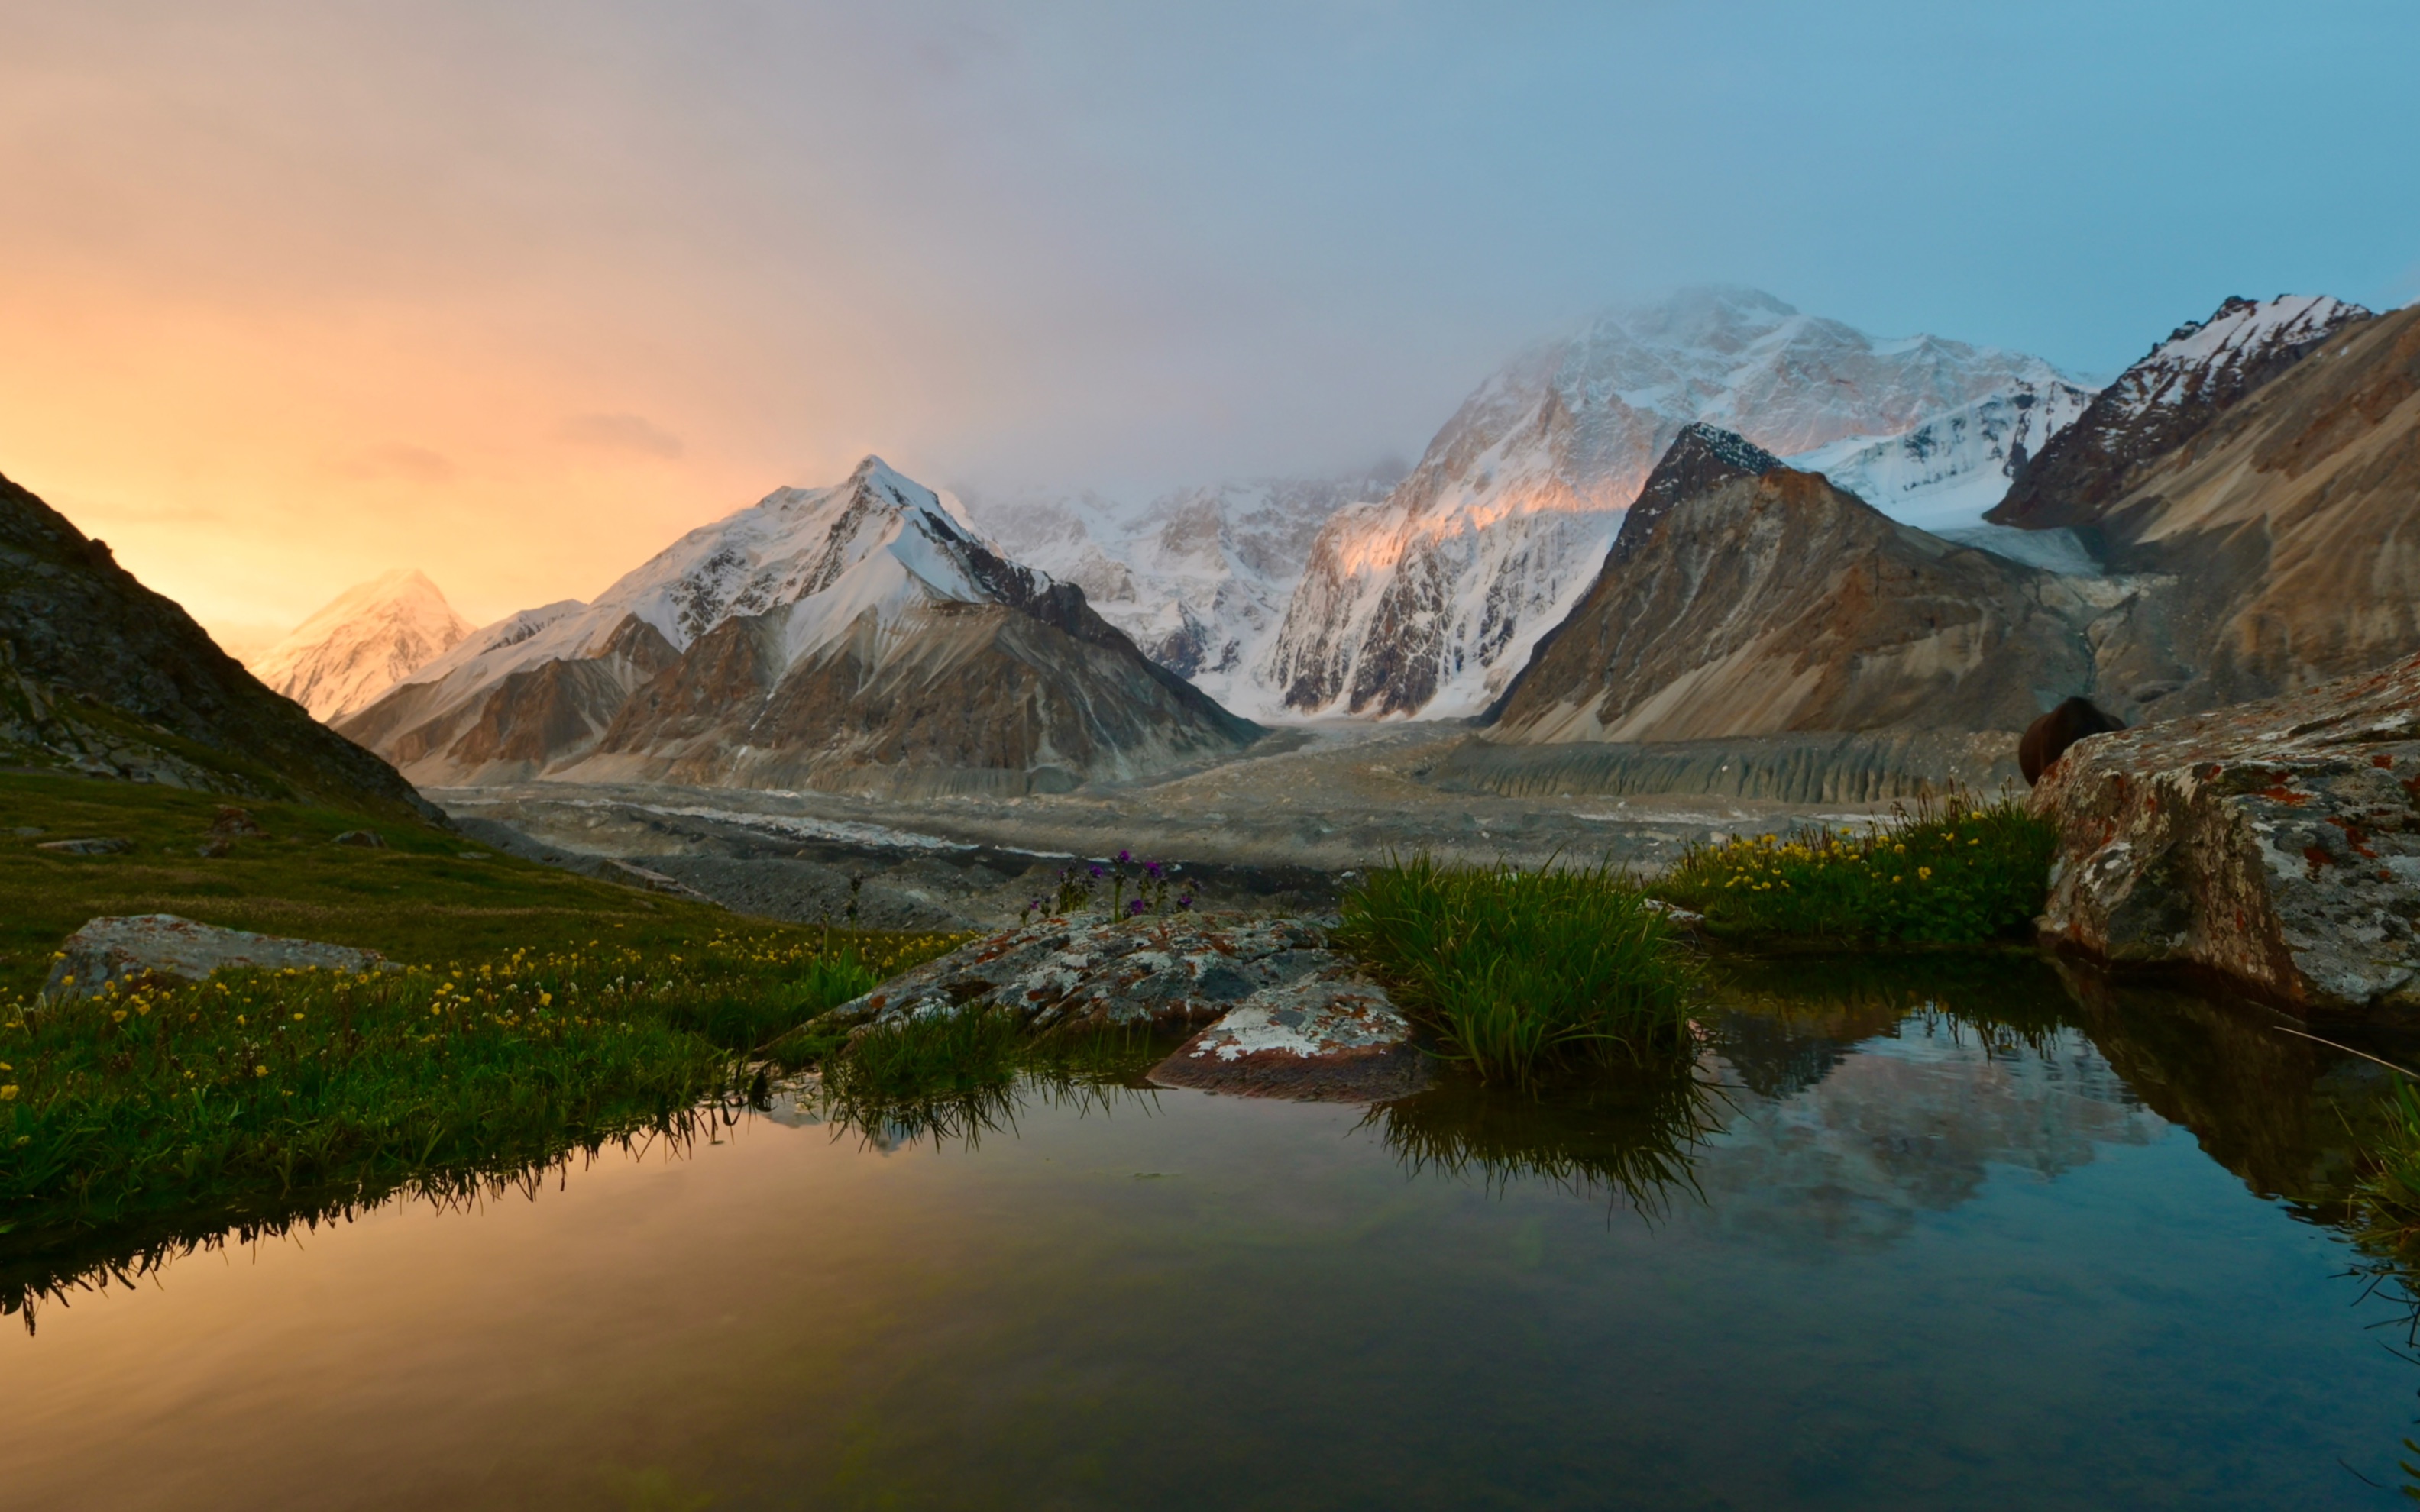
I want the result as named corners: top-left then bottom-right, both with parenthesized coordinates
top-left (8, 3), bottom-right (2413, 654)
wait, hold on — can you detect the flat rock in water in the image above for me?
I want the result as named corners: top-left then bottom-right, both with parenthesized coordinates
top-left (2033, 651), bottom-right (2420, 1012)
top-left (827, 912), bottom-right (1429, 1101)
top-left (1148, 976), bottom-right (1429, 1102)
top-left (41, 913), bottom-right (396, 1001)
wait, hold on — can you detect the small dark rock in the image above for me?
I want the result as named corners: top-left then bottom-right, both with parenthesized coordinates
top-left (208, 806), bottom-right (267, 838)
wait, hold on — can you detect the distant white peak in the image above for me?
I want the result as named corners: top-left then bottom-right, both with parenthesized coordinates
top-left (249, 567), bottom-right (476, 722)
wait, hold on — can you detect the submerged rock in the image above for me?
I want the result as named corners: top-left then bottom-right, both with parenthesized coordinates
top-left (826, 912), bottom-right (1430, 1102)
top-left (2032, 652), bottom-right (2420, 1012)
top-left (40, 913), bottom-right (396, 1001)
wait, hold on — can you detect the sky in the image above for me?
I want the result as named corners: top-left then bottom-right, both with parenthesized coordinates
top-left (4, 1), bottom-right (2416, 651)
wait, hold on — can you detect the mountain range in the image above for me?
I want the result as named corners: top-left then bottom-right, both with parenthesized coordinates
top-left (1478, 291), bottom-right (2414, 756)
top-left (1260, 286), bottom-right (2082, 719)
top-left (338, 457), bottom-right (1260, 794)
top-left (224, 281), bottom-right (2420, 810)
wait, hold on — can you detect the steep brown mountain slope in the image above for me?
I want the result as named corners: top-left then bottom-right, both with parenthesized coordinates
top-left (1485, 456), bottom-right (2095, 744)
top-left (0, 470), bottom-right (429, 817)
top-left (2044, 302), bottom-right (2420, 718)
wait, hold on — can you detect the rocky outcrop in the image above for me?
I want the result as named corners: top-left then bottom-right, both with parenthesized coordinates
top-left (2032, 651), bottom-right (2420, 1013)
top-left (1481, 454), bottom-right (2097, 744)
top-left (821, 913), bottom-right (1429, 1102)
top-left (41, 914), bottom-right (397, 1002)
top-left (0, 470), bottom-right (430, 819)
top-left (345, 457), bottom-right (1260, 794)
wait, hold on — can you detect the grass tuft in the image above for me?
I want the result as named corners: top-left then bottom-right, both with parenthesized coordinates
top-left (1335, 855), bottom-right (1693, 1087)
top-left (1657, 787), bottom-right (2056, 945)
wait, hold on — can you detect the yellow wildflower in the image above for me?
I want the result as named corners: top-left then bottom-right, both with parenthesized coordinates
top-left (1918, 867), bottom-right (1933, 880)
top-left (254, 1065), bottom-right (269, 1077)
top-left (0, 1085), bottom-right (15, 1100)
top-left (112, 1010), bottom-right (127, 1023)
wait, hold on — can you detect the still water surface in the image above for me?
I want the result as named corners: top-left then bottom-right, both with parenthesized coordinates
top-left (2, 958), bottom-right (2416, 1509)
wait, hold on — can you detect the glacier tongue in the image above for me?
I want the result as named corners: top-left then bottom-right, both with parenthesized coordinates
top-left (1259, 286), bottom-right (2082, 719)
top-left (1793, 377), bottom-right (2098, 534)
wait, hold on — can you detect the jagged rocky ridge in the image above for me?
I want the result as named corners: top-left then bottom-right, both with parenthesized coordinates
top-left (1262, 286), bottom-right (2077, 719)
top-left (0, 469), bottom-right (429, 817)
top-left (250, 568), bottom-right (473, 722)
top-left (341, 457), bottom-right (1263, 795)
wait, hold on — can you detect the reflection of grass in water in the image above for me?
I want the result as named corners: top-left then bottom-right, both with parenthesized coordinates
top-left (1364, 1048), bottom-right (1723, 1216)
top-left (2, 1105), bottom-right (720, 1331)
top-left (814, 1014), bottom-right (1173, 1153)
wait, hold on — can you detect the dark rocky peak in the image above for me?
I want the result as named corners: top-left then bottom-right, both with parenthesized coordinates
top-left (1611, 423), bottom-right (1782, 563)
top-left (1989, 293), bottom-right (2372, 532)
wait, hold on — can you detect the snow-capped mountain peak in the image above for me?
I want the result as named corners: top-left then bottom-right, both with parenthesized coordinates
top-left (248, 568), bottom-right (474, 723)
top-left (1987, 294), bottom-right (2374, 532)
top-left (2110, 295), bottom-right (2369, 421)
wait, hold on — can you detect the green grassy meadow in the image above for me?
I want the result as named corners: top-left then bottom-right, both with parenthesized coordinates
top-left (0, 771), bottom-right (959, 1280)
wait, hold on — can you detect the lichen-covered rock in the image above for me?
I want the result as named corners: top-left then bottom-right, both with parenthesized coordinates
top-left (826, 911), bottom-right (1431, 1101)
top-left (1148, 976), bottom-right (1428, 1102)
top-left (827, 912), bottom-right (1335, 1034)
top-left (2032, 652), bottom-right (2420, 1011)
top-left (40, 913), bottom-right (397, 1001)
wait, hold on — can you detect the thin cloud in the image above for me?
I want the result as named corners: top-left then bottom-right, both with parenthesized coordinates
top-left (558, 412), bottom-right (684, 460)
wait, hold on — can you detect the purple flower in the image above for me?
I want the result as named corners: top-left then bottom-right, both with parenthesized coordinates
top-left (1127, 898), bottom-right (1147, 916)
top-left (1117, 849), bottom-right (1131, 864)
top-left (1176, 893), bottom-right (1194, 910)
top-left (1144, 861), bottom-right (1163, 880)
top-left (1089, 864), bottom-right (1103, 880)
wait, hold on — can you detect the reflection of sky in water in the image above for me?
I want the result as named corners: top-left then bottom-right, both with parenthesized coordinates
top-left (0, 986), bottom-right (2412, 1510)
top-left (1700, 1023), bottom-right (2164, 1249)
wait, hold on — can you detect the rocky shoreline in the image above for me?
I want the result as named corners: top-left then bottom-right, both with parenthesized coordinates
top-left (812, 911), bottom-right (1431, 1103)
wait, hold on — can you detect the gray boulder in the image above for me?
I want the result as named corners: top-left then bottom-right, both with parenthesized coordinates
top-left (2033, 651), bottom-right (2420, 1012)
top-left (41, 913), bottom-right (397, 1001)
top-left (1149, 976), bottom-right (1428, 1102)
